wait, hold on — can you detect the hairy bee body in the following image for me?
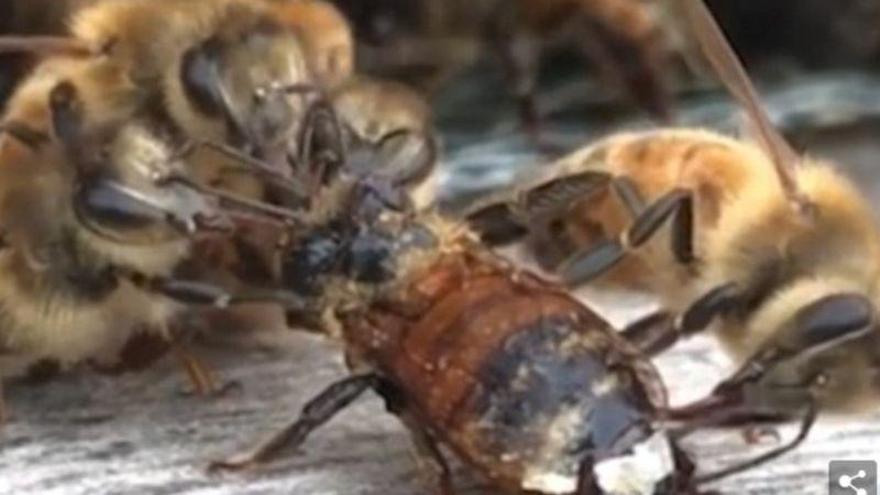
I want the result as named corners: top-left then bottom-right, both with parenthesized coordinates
top-left (0, 55), bottom-right (219, 392)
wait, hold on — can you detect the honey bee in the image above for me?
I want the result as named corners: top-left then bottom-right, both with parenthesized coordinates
top-left (467, 0), bottom-right (880, 473)
top-left (0, 0), bottom-right (324, 322)
top-left (0, 54), bottom-right (271, 420)
top-left (66, 0), bottom-right (318, 184)
top-left (332, 0), bottom-right (678, 135)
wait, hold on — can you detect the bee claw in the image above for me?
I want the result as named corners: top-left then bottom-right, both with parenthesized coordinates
top-left (206, 457), bottom-right (260, 475)
top-left (743, 425), bottom-right (781, 445)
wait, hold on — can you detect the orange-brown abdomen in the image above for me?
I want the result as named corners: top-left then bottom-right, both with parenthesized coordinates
top-left (345, 251), bottom-right (664, 492)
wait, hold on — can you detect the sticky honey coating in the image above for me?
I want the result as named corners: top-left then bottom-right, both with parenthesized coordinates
top-left (272, 182), bottom-right (671, 492)
top-left (344, 251), bottom-right (661, 492)
top-left (0, 56), bottom-right (200, 381)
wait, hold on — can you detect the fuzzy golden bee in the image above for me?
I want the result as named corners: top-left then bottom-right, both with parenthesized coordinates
top-left (468, 0), bottom-right (880, 474)
top-left (0, 54), bottom-right (247, 420)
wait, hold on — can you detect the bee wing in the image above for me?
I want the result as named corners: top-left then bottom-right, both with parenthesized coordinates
top-left (679, 0), bottom-right (811, 214)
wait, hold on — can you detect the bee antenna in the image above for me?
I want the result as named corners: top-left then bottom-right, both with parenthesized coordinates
top-left (159, 173), bottom-right (307, 227)
top-left (694, 400), bottom-right (818, 484)
top-left (278, 83), bottom-right (320, 95)
top-left (0, 36), bottom-right (94, 56)
top-left (176, 139), bottom-right (310, 202)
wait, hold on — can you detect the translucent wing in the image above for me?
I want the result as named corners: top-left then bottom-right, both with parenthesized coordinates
top-left (680, 0), bottom-right (813, 215)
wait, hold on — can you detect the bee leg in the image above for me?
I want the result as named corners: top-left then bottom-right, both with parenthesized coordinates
top-left (131, 274), bottom-right (308, 312)
top-left (296, 100), bottom-right (346, 193)
top-left (621, 283), bottom-right (740, 355)
top-left (375, 130), bottom-right (438, 189)
top-left (176, 139), bottom-right (307, 200)
top-left (375, 378), bottom-right (454, 495)
top-left (609, 175), bottom-right (646, 217)
top-left (401, 417), bottom-right (454, 495)
top-left (575, 459), bottom-right (601, 494)
top-left (693, 401), bottom-right (818, 485)
top-left (171, 342), bottom-right (240, 398)
top-left (619, 310), bottom-right (675, 355)
top-left (466, 170), bottom-right (615, 247)
top-left (718, 293), bottom-right (873, 388)
top-left (208, 373), bottom-right (378, 472)
top-left (559, 188), bottom-right (691, 285)
top-left (662, 384), bottom-right (817, 484)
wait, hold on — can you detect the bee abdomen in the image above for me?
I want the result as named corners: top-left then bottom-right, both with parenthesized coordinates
top-left (387, 277), bottom-right (653, 491)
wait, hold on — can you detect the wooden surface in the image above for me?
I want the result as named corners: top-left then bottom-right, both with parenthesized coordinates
top-left (2, 294), bottom-right (879, 495)
top-left (5, 74), bottom-right (880, 494)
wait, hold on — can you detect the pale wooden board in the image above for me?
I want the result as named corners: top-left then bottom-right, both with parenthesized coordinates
top-left (3, 316), bottom-right (879, 495)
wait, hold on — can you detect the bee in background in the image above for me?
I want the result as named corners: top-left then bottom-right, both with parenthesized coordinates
top-left (468, 0), bottom-right (880, 473)
top-left (270, 0), bottom-right (356, 91)
top-left (0, 54), bottom-right (296, 419)
top-left (331, 0), bottom-right (680, 139)
top-left (0, 0), bottom-right (97, 110)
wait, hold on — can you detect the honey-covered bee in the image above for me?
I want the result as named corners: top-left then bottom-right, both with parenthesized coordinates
top-left (468, 0), bottom-right (880, 470)
top-left (126, 162), bottom-right (783, 493)
top-left (191, 177), bottom-right (692, 494)
top-left (333, 0), bottom-right (679, 134)
top-left (0, 54), bottom-right (253, 419)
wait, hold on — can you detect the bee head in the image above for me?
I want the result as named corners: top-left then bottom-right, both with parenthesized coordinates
top-left (180, 17), bottom-right (314, 158)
